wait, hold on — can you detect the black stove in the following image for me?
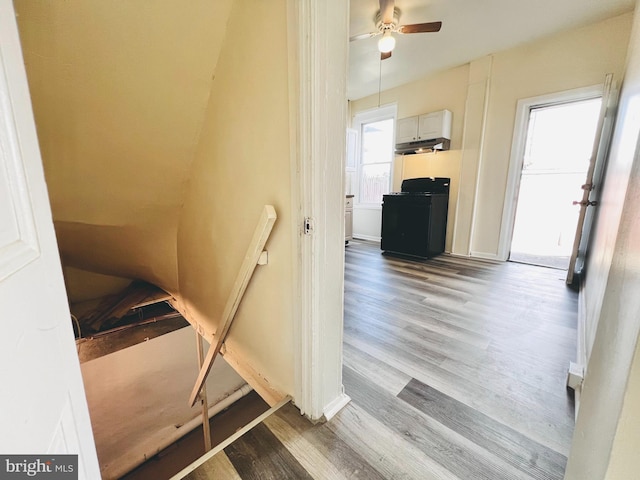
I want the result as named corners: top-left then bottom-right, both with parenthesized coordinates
top-left (395, 177), bottom-right (451, 194)
top-left (381, 177), bottom-right (450, 258)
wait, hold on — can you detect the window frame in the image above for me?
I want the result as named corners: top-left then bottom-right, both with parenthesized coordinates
top-left (351, 104), bottom-right (397, 208)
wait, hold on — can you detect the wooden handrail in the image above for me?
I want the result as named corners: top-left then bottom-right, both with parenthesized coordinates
top-left (188, 205), bottom-right (277, 406)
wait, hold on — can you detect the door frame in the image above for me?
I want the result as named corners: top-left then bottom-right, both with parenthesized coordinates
top-left (498, 84), bottom-right (604, 261)
top-left (288, 0), bottom-right (351, 421)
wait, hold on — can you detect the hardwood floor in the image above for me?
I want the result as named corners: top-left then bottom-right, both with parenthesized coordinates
top-left (122, 391), bottom-right (270, 480)
top-left (182, 240), bottom-right (577, 479)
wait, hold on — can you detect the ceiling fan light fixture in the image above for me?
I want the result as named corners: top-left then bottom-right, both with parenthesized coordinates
top-left (377, 30), bottom-right (396, 53)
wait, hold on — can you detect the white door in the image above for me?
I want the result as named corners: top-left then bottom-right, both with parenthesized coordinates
top-left (509, 97), bottom-right (602, 269)
top-left (566, 74), bottom-right (615, 284)
top-left (0, 2), bottom-right (100, 478)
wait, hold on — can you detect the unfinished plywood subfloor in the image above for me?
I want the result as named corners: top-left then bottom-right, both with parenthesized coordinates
top-left (81, 326), bottom-right (247, 479)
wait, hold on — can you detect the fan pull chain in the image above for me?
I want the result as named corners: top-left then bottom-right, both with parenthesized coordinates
top-left (378, 54), bottom-right (382, 107)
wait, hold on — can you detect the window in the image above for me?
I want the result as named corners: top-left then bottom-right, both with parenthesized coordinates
top-left (352, 105), bottom-right (396, 206)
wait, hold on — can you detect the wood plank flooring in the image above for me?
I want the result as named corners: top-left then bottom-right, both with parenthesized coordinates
top-left (123, 391), bottom-right (270, 480)
top-left (183, 241), bottom-right (577, 479)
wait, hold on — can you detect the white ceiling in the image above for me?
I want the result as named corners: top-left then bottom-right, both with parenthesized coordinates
top-left (348, 0), bottom-right (635, 100)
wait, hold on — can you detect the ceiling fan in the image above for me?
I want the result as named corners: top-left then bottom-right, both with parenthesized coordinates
top-left (350, 0), bottom-right (442, 60)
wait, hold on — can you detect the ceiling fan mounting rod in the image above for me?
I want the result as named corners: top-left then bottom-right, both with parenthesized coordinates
top-left (375, 7), bottom-right (400, 32)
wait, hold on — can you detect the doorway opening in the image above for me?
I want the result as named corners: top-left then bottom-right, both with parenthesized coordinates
top-left (349, 104), bottom-right (397, 241)
top-left (509, 97), bottom-right (602, 269)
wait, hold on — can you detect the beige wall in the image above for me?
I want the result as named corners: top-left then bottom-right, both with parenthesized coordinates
top-left (15, 0), bottom-right (234, 294)
top-left (176, 0), bottom-right (295, 398)
top-left (63, 267), bottom-right (131, 304)
top-left (17, 0), bottom-right (296, 401)
top-left (605, 339), bottom-right (640, 479)
top-left (349, 13), bottom-right (633, 258)
top-left (474, 12), bottom-right (632, 257)
top-left (581, 23), bottom-right (640, 365)
top-left (350, 65), bottom-right (469, 252)
top-left (565, 1), bottom-right (640, 476)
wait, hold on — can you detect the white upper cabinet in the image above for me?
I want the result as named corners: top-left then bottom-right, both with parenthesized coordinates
top-left (396, 110), bottom-right (452, 144)
top-left (419, 110), bottom-right (452, 140)
top-left (396, 116), bottom-right (419, 143)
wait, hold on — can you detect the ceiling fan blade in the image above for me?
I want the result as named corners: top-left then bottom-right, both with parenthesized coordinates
top-left (349, 31), bottom-right (380, 42)
top-left (397, 21), bottom-right (442, 34)
top-left (381, 51), bottom-right (392, 60)
top-left (379, 0), bottom-right (395, 25)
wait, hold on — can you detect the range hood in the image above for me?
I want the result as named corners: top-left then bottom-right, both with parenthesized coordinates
top-left (395, 137), bottom-right (451, 155)
top-left (395, 110), bottom-right (452, 155)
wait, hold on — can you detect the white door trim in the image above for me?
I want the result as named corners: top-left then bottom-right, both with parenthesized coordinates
top-left (497, 84), bottom-right (604, 261)
top-left (288, 0), bottom-right (350, 421)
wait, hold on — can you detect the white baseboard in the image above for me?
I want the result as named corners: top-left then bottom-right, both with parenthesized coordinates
top-left (323, 392), bottom-right (351, 421)
top-left (353, 234), bottom-right (381, 242)
top-left (577, 276), bottom-right (587, 369)
top-left (447, 252), bottom-right (470, 258)
top-left (469, 251), bottom-right (502, 262)
top-left (574, 276), bottom-right (587, 418)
